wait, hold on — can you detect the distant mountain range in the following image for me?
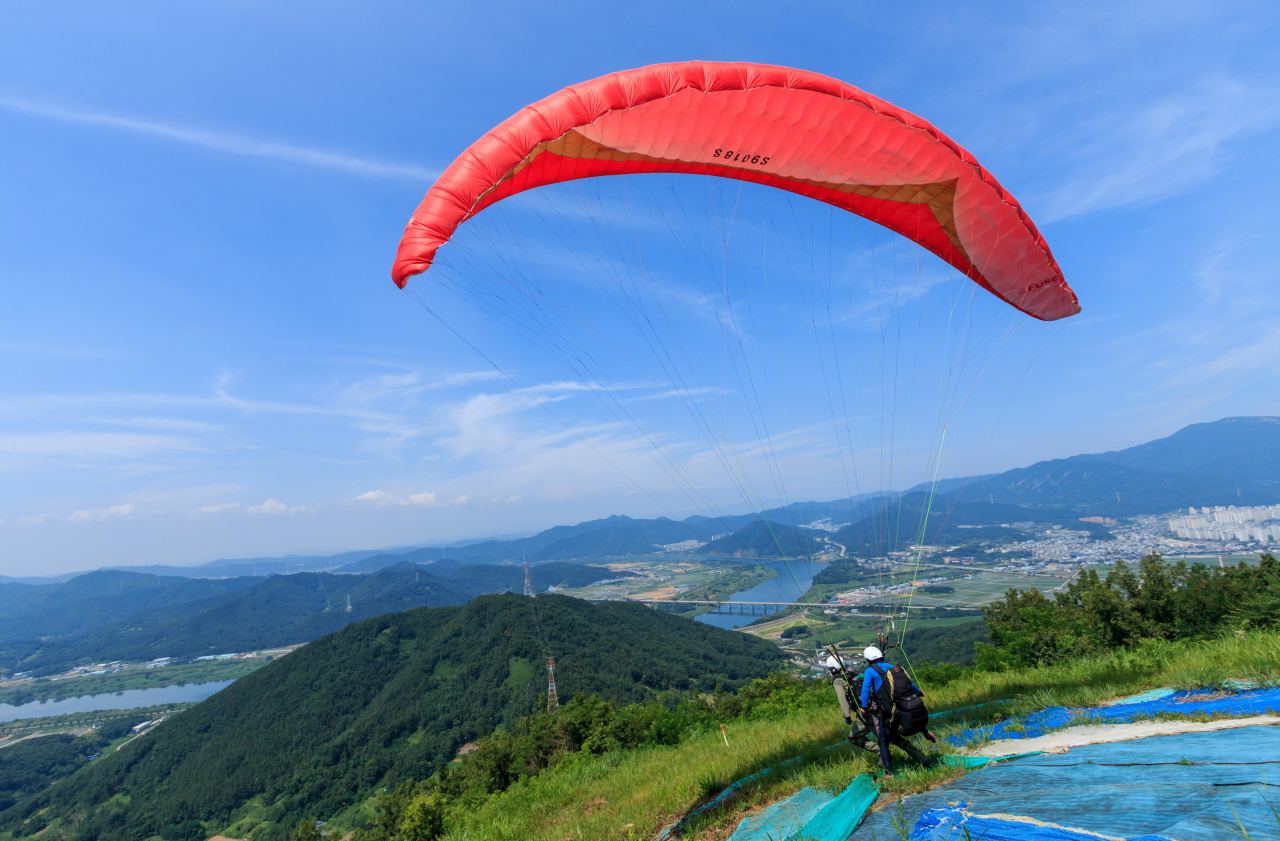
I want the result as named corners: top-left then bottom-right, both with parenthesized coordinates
top-left (0, 562), bottom-right (631, 675)
top-left (952, 417), bottom-right (1280, 515)
top-left (14, 417), bottom-right (1278, 587)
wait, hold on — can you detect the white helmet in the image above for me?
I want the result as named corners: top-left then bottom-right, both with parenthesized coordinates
top-left (863, 645), bottom-right (884, 661)
top-left (825, 655), bottom-right (842, 671)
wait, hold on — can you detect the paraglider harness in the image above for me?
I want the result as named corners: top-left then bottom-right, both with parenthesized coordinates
top-left (825, 648), bottom-right (875, 749)
top-left (866, 661), bottom-right (929, 738)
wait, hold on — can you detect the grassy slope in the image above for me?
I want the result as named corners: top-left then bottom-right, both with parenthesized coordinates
top-left (437, 630), bottom-right (1280, 841)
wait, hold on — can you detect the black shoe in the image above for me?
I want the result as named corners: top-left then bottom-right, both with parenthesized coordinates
top-left (925, 730), bottom-right (938, 744)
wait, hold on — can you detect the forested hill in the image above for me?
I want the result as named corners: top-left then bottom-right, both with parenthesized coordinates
top-left (2, 594), bottom-right (786, 841)
top-left (2, 562), bottom-right (625, 675)
top-left (0, 570), bottom-right (260, 643)
top-left (947, 417), bottom-right (1280, 515)
top-left (697, 520), bottom-right (826, 558)
top-left (830, 493), bottom-right (1113, 558)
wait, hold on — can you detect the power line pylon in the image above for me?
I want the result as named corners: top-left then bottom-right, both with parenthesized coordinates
top-left (524, 559), bottom-right (533, 596)
top-left (546, 657), bottom-right (559, 711)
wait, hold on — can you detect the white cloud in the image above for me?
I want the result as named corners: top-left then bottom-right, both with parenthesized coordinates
top-left (0, 96), bottom-right (438, 181)
top-left (356, 490), bottom-right (401, 505)
top-left (68, 504), bottom-right (136, 522)
top-left (353, 490), bottom-right (469, 507)
top-left (246, 499), bottom-right (306, 515)
top-left (195, 502), bottom-right (241, 514)
top-left (192, 499), bottom-right (306, 515)
top-left (16, 513), bottom-right (56, 525)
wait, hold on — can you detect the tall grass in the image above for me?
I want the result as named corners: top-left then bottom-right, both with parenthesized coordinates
top-left (441, 630), bottom-right (1280, 841)
top-left (920, 629), bottom-right (1280, 720)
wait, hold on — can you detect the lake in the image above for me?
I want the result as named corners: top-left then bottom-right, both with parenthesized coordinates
top-left (0, 680), bottom-right (235, 723)
top-left (695, 559), bottom-right (828, 630)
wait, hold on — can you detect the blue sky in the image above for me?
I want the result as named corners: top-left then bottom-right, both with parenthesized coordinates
top-left (2, 2), bottom-right (1278, 575)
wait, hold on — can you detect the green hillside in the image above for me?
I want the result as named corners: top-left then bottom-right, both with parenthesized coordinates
top-left (395, 628), bottom-right (1280, 841)
top-left (0, 713), bottom-right (157, 812)
top-left (0, 594), bottom-right (784, 841)
top-left (900, 620), bottom-right (990, 666)
top-left (324, 554), bottom-right (1279, 841)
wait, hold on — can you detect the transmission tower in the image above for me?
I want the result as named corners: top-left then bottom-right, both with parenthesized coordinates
top-left (524, 559), bottom-right (533, 596)
top-left (546, 657), bottom-right (559, 711)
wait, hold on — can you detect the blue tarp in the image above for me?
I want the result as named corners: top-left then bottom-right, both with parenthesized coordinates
top-left (798, 774), bottom-right (879, 841)
top-left (727, 787), bottom-right (834, 841)
top-left (950, 686), bottom-right (1280, 745)
top-left (1101, 687), bottom-right (1177, 706)
top-left (655, 744), bottom-right (847, 840)
top-left (853, 725), bottom-right (1280, 841)
top-left (910, 803), bottom-right (1174, 840)
top-left (726, 775), bottom-right (880, 841)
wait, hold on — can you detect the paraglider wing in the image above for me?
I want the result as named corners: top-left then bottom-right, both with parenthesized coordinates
top-left (393, 61), bottom-right (1078, 321)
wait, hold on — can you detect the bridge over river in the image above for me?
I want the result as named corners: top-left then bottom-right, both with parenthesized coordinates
top-left (589, 598), bottom-right (840, 615)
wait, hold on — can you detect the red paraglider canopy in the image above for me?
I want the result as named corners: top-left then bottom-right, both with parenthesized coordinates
top-left (393, 61), bottom-right (1078, 321)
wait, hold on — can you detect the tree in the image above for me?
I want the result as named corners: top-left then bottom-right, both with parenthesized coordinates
top-left (398, 792), bottom-right (447, 841)
top-left (290, 819), bottom-right (322, 841)
top-left (980, 553), bottom-right (1280, 668)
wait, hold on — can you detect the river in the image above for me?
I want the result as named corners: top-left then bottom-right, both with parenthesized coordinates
top-left (0, 680), bottom-right (235, 723)
top-left (695, 559), bottom-right (828, 630)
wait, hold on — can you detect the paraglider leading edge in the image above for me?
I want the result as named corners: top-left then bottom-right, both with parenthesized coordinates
top-left (392, 60), bottom-right (1079, 321)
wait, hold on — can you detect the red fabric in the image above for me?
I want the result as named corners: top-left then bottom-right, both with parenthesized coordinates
top-left (393, 61), bottom-right (1078, 321)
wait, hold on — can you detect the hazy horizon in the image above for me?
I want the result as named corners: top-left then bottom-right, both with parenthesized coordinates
top-left (4, 2), bottom-right (1279, 575)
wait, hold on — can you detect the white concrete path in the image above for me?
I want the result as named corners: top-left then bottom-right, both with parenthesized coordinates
top-left (969, 715), bottom-right (1280, 757)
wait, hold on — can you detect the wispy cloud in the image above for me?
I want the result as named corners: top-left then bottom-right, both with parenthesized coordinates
top-left (196, 502), bottom-right (241, 515)
top-left (0, 431), bottom-right (195, 463)
top-left (248, 499), bottom-right (290, 515)
top-left (1039, 76), bottom-right (1280, 221)
top-left (0, 96), bottom-right (438, 181)
top-left (192, 499), bottom-right (306, 515)
top-left (353, 490), bottom-right (470, 506)
top-left (334, 370), bottom-right (505, 407)
top-left (68, 504), bottom-right (136, 522)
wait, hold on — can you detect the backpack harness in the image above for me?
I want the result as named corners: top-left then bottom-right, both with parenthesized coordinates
top-left (866, 661), bottom-right (923, 719)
